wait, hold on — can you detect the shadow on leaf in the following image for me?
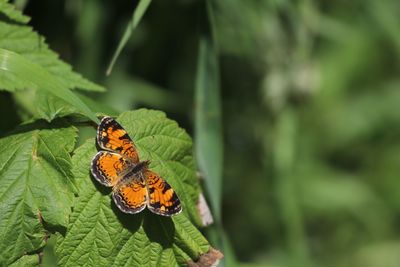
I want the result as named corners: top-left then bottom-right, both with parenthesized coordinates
top-left (143, 211), bottom-right (176, 248)
top-left (2, 118), bottom-right (73, 138)
top-left (112, 203), bottom-right (144, 233)
top-left (89, 169), bottom-right (144, 234)
top-left (88, 169), bottom-right (111, 195)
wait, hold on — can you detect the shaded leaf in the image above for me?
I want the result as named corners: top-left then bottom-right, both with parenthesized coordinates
top-left (0, 20), bottom-right (104, 92)
top-left (0, 0), bottom-right (30, 24)
top-left (195, 0), bottom-right (223, 222)
top-left (13, 88), bottom-right (118, 122)
top-left (0, 48), bottom-right (100, 123)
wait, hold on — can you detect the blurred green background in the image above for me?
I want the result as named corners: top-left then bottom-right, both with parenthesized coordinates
top-left (6, 0), bottom-right (400, 266)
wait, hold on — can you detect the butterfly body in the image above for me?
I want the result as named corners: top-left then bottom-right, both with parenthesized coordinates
top-left (91, 117), bottom-right (182, 216)
top-left (110, 160), bottom-right (146, 191)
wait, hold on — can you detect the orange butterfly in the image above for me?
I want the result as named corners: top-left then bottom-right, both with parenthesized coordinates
top-left (91, 117), bottom-right (182, 216)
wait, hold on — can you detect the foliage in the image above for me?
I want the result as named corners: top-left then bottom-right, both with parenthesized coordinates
top-left (1, 0), bottom-right (400, 267)
top-left (0, 0), bottom-right (103, 123)
top-left (56, 110), bottom-right (209, 267)
top-left (0, 1), bottom-right (217, 266)
top-left (0, 122), bottom-right (76, 265)
top-left (211, 1), bottom-right (400, 267)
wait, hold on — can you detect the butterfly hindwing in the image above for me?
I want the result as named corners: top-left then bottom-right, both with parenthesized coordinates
top-left (91, 151), bottom-right (132, 187)
top-left (145, 170), bottom-right (182, 216)
top-left (112, 174), bottom-right (147, 214)
top-left (97, 117), bottom-right (139, 162)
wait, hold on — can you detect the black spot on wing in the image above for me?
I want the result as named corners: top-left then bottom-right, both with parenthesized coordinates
top-left (162, 183), bottom-right (172, 194)
top-left (119, 133), bottom-right (130, 140)
top-left (148, 187), bottom-right (155, 194)
top-left (150, 201), bottom-right (161, 209)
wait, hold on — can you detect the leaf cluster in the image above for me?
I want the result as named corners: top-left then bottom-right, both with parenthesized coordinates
top-left (0, 2), bottom-right (216, 266)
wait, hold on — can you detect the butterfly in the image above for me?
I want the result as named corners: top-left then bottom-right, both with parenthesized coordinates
top-left (90, 116), bottom-right (182, 216)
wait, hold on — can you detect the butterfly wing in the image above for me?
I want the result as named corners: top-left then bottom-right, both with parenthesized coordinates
top-left (91, 151), bottom-right (132, 187)
top-left (97, 116), bottom-right (139, 162)
top-left (145, 170), bottom-right (182, 216)
top-left (95, 117), bottom-right (181, 216)
top-left (112, 174), bottom-right (147, 214)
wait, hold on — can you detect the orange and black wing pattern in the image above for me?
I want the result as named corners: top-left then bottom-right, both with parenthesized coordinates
top-left (97, 116), bottom-right (139, 162)
top-left (92, 116), bottom-right (182, 217)
top-left (91, 151), bottom-right (131, 187)
top-left (145, 169), bottom-right (182, 216)
top-left (112, 174), bottom-right (147, 214)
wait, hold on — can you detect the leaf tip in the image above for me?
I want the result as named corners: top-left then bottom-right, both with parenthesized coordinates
top-left (187, 247), bottom-right (224, 267)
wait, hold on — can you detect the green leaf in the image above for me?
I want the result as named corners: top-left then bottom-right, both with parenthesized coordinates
top-left (0, 20), bottom-right (104, 92)
top-left (57, 109), bottom-right (213, 266)
top-left (195, 0), bottom-right (223, 223)
top-left (0, 0), bottom-right (30, 24)
top-left (0, 48), bottom-right (100, 123)
top-left (195, 3), bottom-right (232, 266)
top-left (13, 88), bottom-right (118, 122)
top-left (9, 255), bottom-right (39, 267)
top-left (106, 0), bottom-right (152, 75)
top-left (0, 122), bottom-right (77, 266)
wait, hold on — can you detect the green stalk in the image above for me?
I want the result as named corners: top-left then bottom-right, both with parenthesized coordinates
top-left (272, 109), bottom-right (312, 267)
top-left (106, 0), bottom-right (152, 75)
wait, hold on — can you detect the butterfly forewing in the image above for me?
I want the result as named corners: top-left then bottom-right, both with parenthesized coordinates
top-left (91, 151), bottom-right (131, 187)
top-left (97, 116), bottom-right (139, 162)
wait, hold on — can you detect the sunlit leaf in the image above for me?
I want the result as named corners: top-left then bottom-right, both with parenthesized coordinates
top-left (0, 123), bottom-right (77, 265)
top-left (57, 109), bottom-right (217, 266)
